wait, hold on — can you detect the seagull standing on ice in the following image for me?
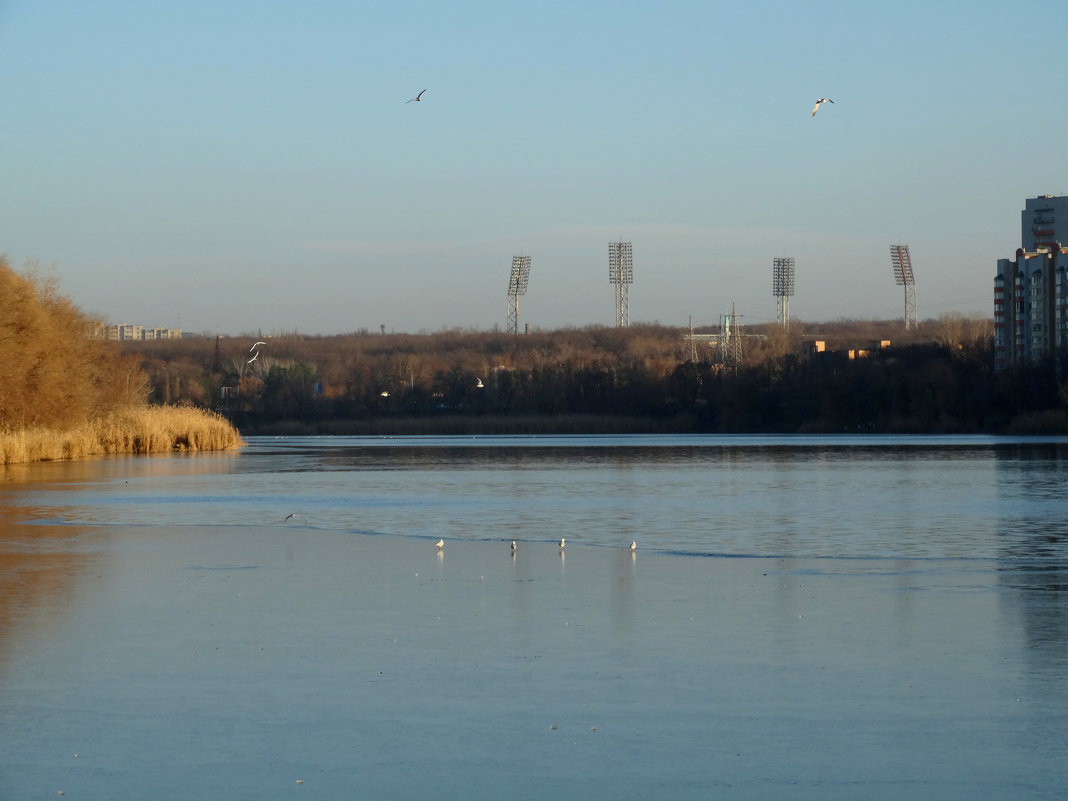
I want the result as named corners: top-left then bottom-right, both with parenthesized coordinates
top-left (559, 538), bottom-right (566, 550)
top-left (811, 97), bottom-right (834, 117)
top-left (511, 540), bottom-right (517, 552)
top-left (436, 538), bottom-right (444, 550)
top-left (407, 89), bottom-right (427, 103)
top-left (630, 540), bottom-right (637, 552)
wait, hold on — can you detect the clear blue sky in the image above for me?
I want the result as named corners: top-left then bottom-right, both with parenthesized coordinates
top-left (1, 0), bottom-right (1062, 335)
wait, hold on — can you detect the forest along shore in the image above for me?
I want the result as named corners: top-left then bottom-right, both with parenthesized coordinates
top-left (122, 320), bottom-right (1066, 436)
top-left (2, 257), bottom-right (242, 465)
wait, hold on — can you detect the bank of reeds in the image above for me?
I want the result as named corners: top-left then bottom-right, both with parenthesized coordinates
top-left (0, 406), bottom-right (244, 466)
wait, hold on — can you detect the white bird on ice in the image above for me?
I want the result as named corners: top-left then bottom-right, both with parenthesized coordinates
top-left (511, 540), bottom-right (517, 551)
top-left (436, 538), bottom-right (444, 549)
top-left (811, 97), bottom-right (834, 117)
top-left (630, 540), bottom-right (637, 552)
top-left (407, 89), bottom-right (427, 103)
top-left (559, 538), bottom-right (566, 549)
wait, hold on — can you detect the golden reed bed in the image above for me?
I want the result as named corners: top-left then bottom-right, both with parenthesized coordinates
top-left (0, 406), bottom-right (244, 465)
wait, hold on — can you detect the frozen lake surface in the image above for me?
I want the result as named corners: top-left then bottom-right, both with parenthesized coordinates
top-left (1, 435), bottom-right (1066, 799)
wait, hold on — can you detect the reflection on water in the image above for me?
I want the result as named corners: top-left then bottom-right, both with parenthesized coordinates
top-left (0, 435), bottom-right (1066, 800)
top-left (3, 435), bottom-right (1067, 562)
top-left (0, 516), bottom-right (95, 665)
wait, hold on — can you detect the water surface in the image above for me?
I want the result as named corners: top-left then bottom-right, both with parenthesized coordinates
top-left (1, 435), bottom-right (1065, 799)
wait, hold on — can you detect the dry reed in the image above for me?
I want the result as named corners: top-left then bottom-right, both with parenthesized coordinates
top-left (0, 406), bottom-right (244, 465)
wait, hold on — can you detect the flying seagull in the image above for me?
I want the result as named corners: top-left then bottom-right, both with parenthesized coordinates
top-left (250, 341), bottom-right (267, 352)
top-left (811, 97), bottom-right (834, 117)
top-left (406, 89), bottom-right (427, 103)
top-left (284, 513), bottom-right (298, 523)
top-left (247, 351), bottom-right (259, 364)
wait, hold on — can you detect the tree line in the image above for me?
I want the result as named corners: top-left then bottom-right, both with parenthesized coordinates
top-left (1, 257), bottom-right (240, 464)
top-left (4, 249), bottom-right (1056, 437)
top-left (120, 316), bottom-right (1068, 435)
top-left (1, 256), bottom-right (144, 430)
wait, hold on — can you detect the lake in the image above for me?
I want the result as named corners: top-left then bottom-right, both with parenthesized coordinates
top-left (1, 435), bottom-right (1066, 799)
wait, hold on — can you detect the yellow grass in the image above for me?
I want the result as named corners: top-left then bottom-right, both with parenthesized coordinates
top-left (0, 406), bottom-right (244, 465)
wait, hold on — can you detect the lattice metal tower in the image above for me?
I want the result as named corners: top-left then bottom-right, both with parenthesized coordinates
top-left (889, 244), bottom-right (917, 330)
top-left (772, 256), bottom-right (795, 329)
top-left (608, 241), bottom-right (634, 328)
top-left (720, 304), bottom-right (744, 371)
top-left (506, 255), bottom-right (531, 335)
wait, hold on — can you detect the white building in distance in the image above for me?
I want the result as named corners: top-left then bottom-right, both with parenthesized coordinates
top-left (104, 324), bottom-right (182, 341)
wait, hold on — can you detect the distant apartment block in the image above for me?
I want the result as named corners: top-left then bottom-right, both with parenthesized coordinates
top-left (1021, 194), bottom-right (1068, 252)
top-left (994, 195), bottom-right (1068, 369)
top-left (143, 326), bottom-right (182, 340)
top-left (105, 324), bottom-right (183, 341)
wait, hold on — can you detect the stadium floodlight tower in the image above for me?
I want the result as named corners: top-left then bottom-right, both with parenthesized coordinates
top-left (889, 244), bottom-right (917, 331)
top-left (772, 256), bottom-right (795, 329)
top-left (608, 240), bottom-right (634, 328)
top-left (507, 255), bottom-right (531, 335)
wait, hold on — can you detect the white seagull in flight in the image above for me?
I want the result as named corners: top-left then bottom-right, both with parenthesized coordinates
top-left (407, 89), bottom-right (427, 103)
top-left (811, 97), bottom-right (834, 117)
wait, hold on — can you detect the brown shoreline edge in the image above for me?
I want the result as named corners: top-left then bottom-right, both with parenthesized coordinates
top-left (0, 406), bottom-right (244, 466)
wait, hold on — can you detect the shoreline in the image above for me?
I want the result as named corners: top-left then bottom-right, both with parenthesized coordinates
top-left (225, 411), bottom-right (1068, 437)
top-left (0, 406), bottom-right (244, 466)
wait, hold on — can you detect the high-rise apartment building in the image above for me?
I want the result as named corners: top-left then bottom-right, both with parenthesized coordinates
top-left (994, 195), bottom-right (1068, 369)
top-left (1021, 194), bottom-right (1068, 252)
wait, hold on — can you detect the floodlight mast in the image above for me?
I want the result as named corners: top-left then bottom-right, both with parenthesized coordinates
top-left (507, 255), bottom-right (531, 335)
top-left (772, 257), bottom-right (795, 329)
top-left (889, 244), bottom-right (917, 330)
top-left (608, 241), bottom-right (634, 327)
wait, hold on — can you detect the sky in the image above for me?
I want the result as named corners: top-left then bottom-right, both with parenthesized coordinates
top-left (2, 0), bottom-right (1064, 335)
